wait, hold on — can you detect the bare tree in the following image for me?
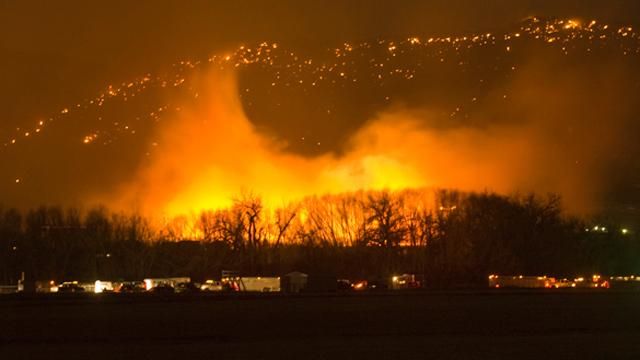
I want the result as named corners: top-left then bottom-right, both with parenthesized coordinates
top-left (363, 191), bottom-right (407, 248)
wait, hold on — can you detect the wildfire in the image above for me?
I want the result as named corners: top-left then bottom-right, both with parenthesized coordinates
top-left (105, 68), bottom-right (564, 227)
top-left (3, 17), bottom-right (634, 225)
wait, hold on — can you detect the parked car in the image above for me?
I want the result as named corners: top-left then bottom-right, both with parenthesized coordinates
top-left (200, 280), bottom-right (223, 292)
top-left (351, 280), bottom-right (368, 291)
top-left (117, 282), bottom-right (146, 293)
top-left (337, 279), bottom-right (351, 291)
top-left (175, 282), bottom-right (201, 293)
top-left (367, 279), bottom-right (389, 291)
top-left (57, 282), bottom-right (85, 293)
top-left (149, 284), bottom-right (175, 294)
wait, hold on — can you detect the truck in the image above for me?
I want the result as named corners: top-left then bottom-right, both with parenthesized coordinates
top-left (391, 274), bottom-right (421, 289)
top-left (488, 275), bottom-right (554, 288)
top-left (200, 280), bottom-right (223, 292)
top-left (220, 271), bottom-right (280, 292)
top-left (238, 277), bottom-right (280, 292)
top-left (143, 277), bottom-right (191, 291)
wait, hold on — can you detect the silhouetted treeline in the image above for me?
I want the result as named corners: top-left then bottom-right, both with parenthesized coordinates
top-left (1, 190), bottom-right (638, 287)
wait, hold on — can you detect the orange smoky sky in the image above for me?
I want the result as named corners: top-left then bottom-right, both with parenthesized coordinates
top-left (2, 2), bottom-right (640, 228)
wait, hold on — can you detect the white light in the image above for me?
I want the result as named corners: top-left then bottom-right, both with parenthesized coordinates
top-left (95, 280), bottom-right (104, 294)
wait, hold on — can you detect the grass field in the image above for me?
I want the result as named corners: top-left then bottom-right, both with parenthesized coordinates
top-left (2, 290), bottom-right (640, 359)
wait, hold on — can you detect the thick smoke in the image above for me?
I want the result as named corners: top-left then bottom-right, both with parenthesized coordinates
top-left (105, 56), bottom-right (638, 219)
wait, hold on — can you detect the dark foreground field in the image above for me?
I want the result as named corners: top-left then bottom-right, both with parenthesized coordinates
top-left (2, 290), bottom-right (640, 359)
